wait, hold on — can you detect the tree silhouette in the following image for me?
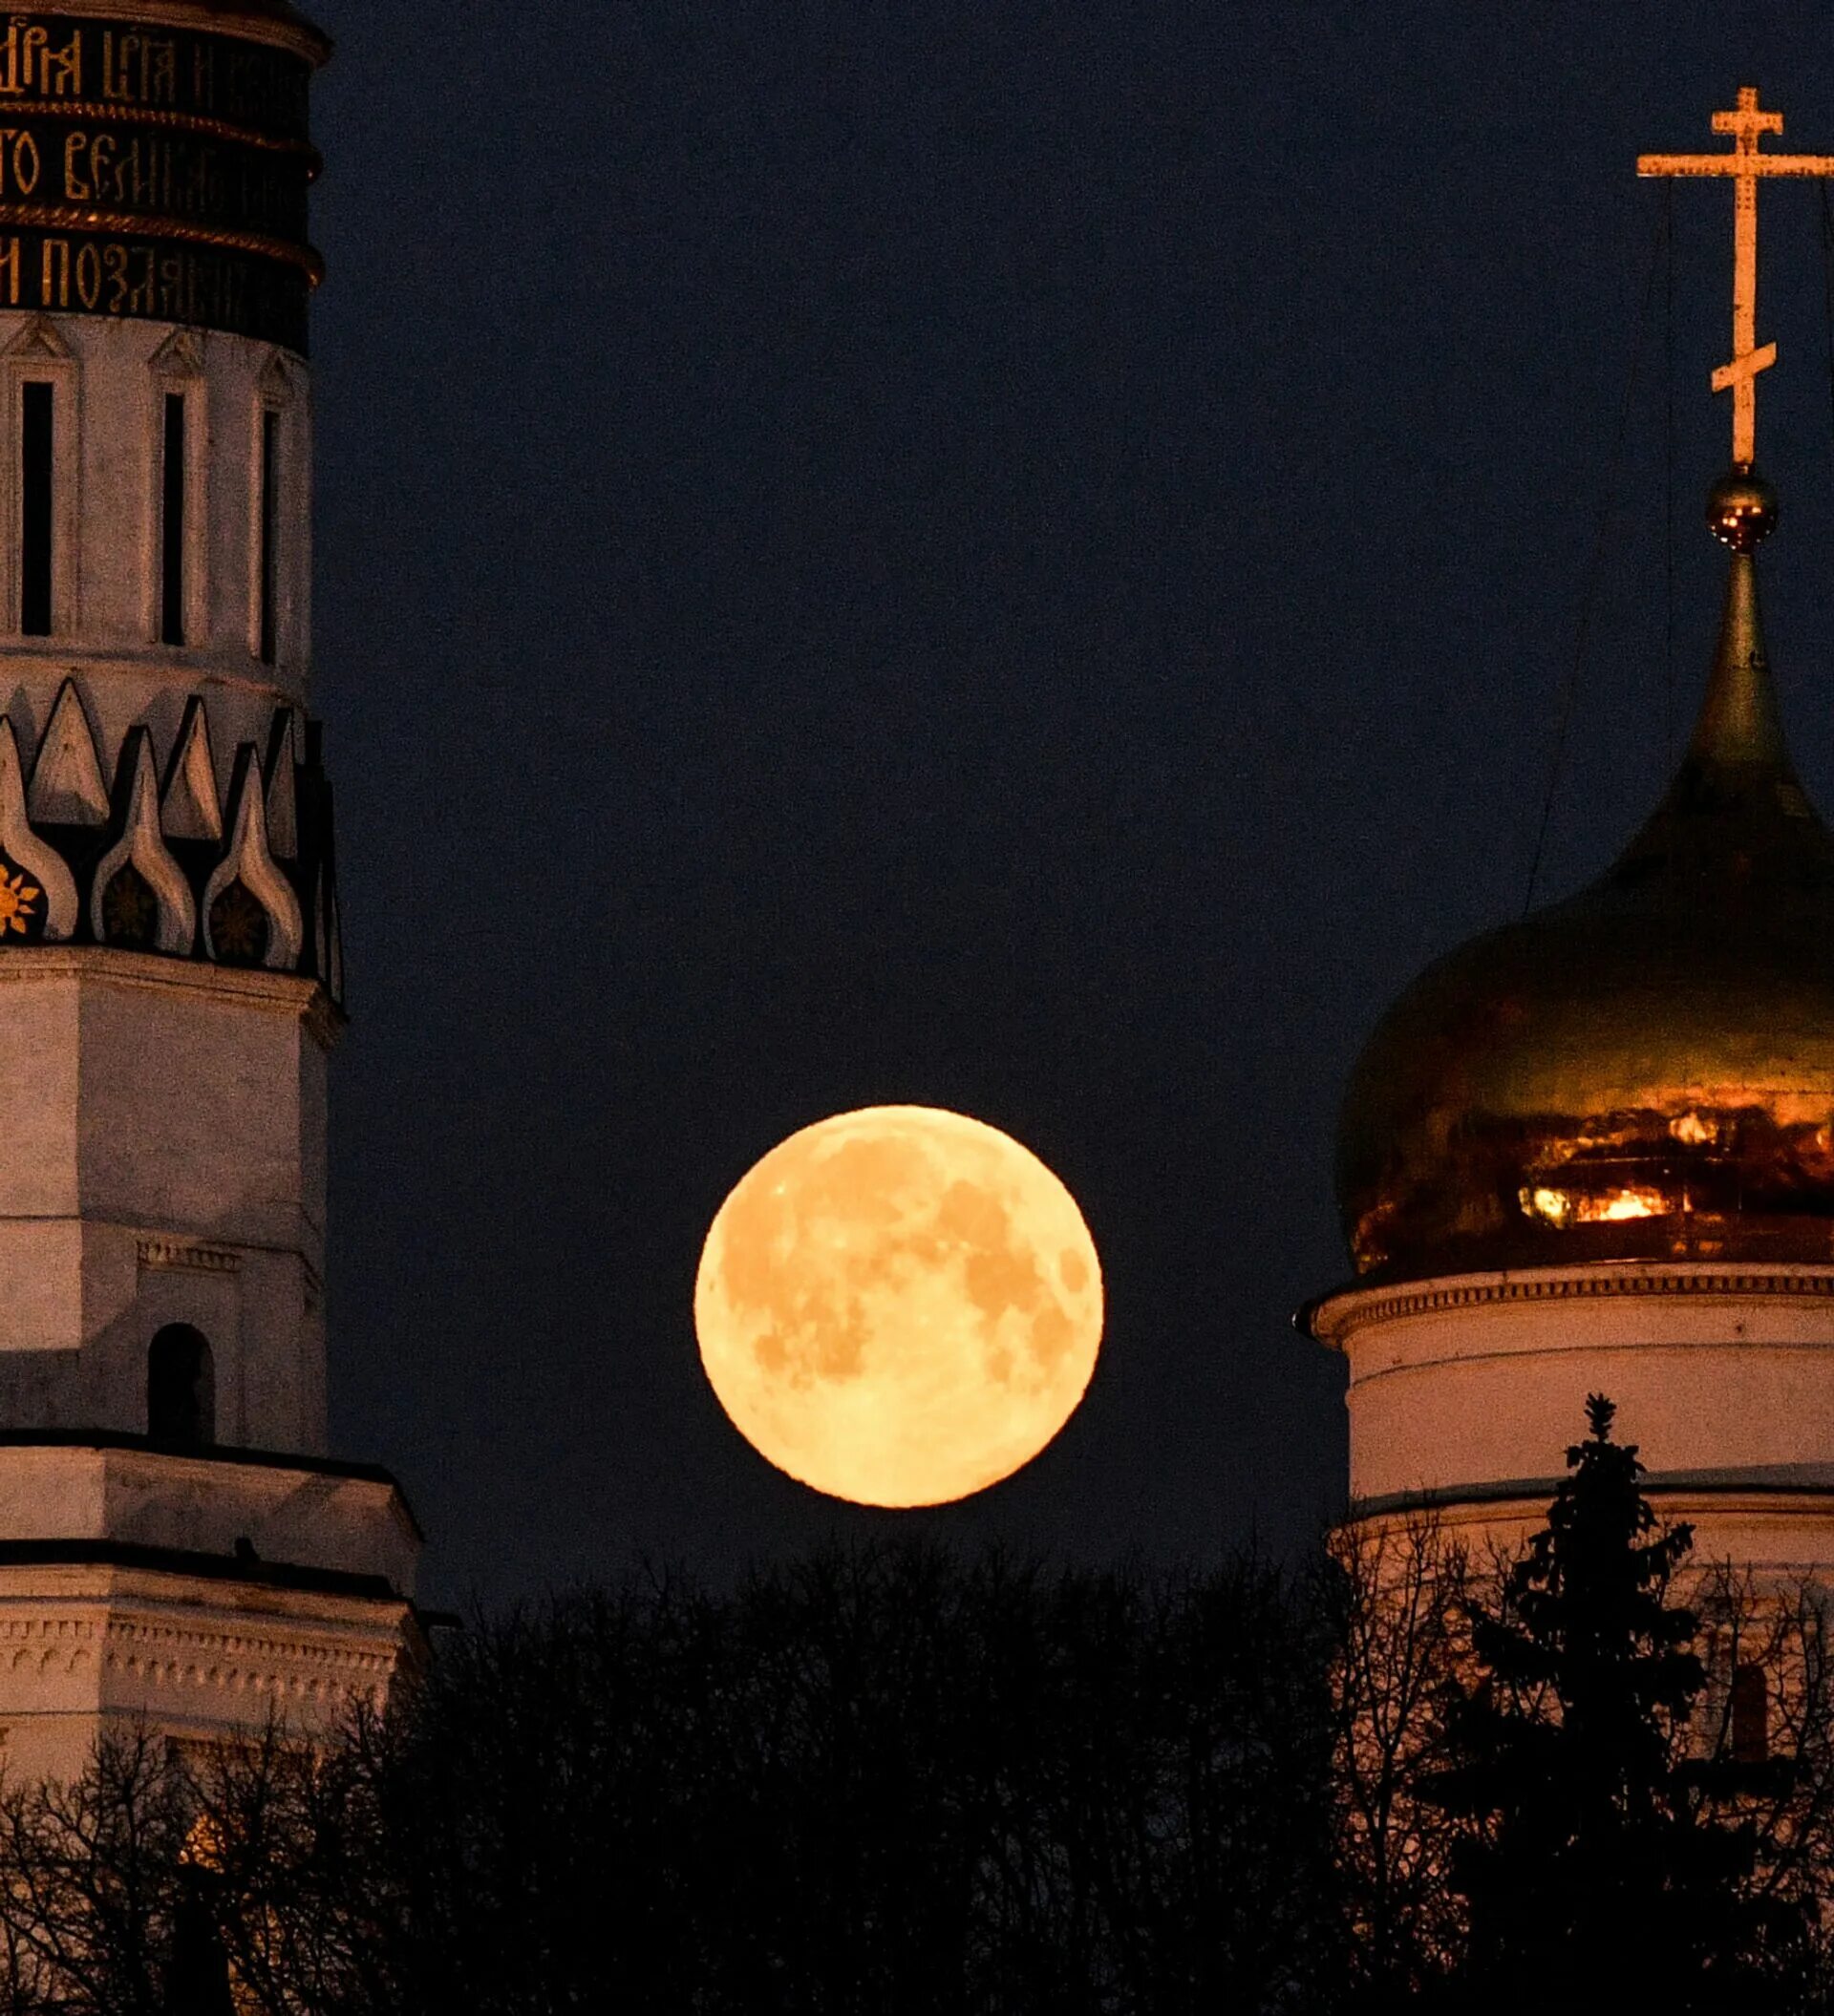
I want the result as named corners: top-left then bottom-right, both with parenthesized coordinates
top-left (1431, 1394), bottom-right (1799, 2013)
top-left (7, 1519), bottom-right (1834, 2010)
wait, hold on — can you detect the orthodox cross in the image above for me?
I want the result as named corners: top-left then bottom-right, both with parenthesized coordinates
top-left (1639, 87), bottom-right (1834, 468)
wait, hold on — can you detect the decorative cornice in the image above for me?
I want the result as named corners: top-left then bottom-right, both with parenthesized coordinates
top-left (0, 1605), bottom-right (405, 1694)
top-left (0, 96), bottom-right (321, 159)
top-left (0, 1537), bottom-right (399, 1601)
top-left (0, 1430), bottom-right (420, 1534)
top-left (1347, 1471), bottom-right (1834, 1525)
top-left (1305, 1263), bottom-right (1834, 1348)
top-left (0, 943), bottom-right (321, 1009)
top-left (138, 1236), bottom-right (239, 1274)
top-left (0, 202), bottom-right (324, 282)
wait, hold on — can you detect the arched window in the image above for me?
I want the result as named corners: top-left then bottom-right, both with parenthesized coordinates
top-left (148, 328), bottom-right (205, 651)
top-left (3, 317), bottom-right (77, 642)
top-left (147, 1325), bottom-right (215, 1449)
top-left (251, 352), bottom-right (297, 669)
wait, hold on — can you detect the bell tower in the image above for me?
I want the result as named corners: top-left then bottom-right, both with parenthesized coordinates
top-left (0, 0), bottom-right (420, 1779)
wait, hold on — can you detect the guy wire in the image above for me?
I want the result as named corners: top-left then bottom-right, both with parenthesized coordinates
top-left (1522, 201), bottom-right (1667, 918)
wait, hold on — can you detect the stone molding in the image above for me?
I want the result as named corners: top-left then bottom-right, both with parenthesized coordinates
top-left (103, 1618), bottom-right (396, 1700)
top-left (0, 944), bottom-right (319, 1008)
top-left (137, 1237), bottom-right (241, 1275)
top-left (0, 943), bottom-right (341, 1047)
top-left (0, 1430), bottom-right (413, 1500)
top-left (1307, 1263), bottom-right (1834, 1349)
top-left (0, 1443), bottom-right (423, 1591)
top-left (1349, 1472), bottom-right (1834, 1523)
top-left (0, 1589), bottom-right (410, 1709)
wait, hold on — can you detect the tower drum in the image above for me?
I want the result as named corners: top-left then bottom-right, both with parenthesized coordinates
top-left (0, 0), bottom-right (421, 1780)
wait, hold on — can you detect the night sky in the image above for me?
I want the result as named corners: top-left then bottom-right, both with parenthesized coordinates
top-left (305, 2), bottom-right (1834, 1605)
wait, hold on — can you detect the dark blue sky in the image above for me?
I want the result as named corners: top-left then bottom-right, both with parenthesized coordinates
top-left (303, 0), bottom-right (1834, 1603)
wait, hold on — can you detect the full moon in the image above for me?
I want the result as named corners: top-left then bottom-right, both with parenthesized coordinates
top-left (694, 1106), bottom-right (1104, 1507)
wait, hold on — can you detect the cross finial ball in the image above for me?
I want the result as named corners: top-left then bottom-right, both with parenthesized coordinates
top-left (1707, 468), bottom-right (1778, 551)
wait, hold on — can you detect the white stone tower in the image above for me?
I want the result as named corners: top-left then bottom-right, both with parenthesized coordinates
top-left (0, 0), bottom-right (420, 1780)
top-left (1305, 91), bottom-right (1834, 1587)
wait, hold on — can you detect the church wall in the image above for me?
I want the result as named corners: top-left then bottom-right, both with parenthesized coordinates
top-left (0, 310), bottom-right (312, 773)
top-left (0, 1562), bottom-right (415, 1786)
top-left (1323, 1265), bottom-right (1834, 1509)
top-left (0, 975), bottom-right (77, 1222)
top-left (0, 956), bottom-right (329, 1452)
top-left (75, 965), bottom-right (321, 1247)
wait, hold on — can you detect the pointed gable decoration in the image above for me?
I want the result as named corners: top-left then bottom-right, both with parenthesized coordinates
top-left (29, 681), bottom-right (108, 826)
top-left (203, 744), bottom-right (302, 970)
top-left (263, 708), bottom-right (300, 860)
top-left (149, 327), bottom-right (203, 384)
top-left (91, 730), bottom-right (196, 955)
top-left (257, 348), bottom-right (295, 405)
top-left (160, 697), bottom-right (222, 842)
top-left (0, 719), bottom-right (75, 940)
top-left (2, 315), bottom-right (71, 364)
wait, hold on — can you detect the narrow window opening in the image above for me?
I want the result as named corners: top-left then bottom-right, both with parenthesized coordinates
top-left (1731, 1662), bottom-right (1768, 1766)
top-left (257, 408), bottom-right (279, 665)
top-left (160, 392), bottom-right (185, 647)
top-left (20, 380), bottom-right (53, 637)
top-left (147, 1324), bottom-right (215, 1449)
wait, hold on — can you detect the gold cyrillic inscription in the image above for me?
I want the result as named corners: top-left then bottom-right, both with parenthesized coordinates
top-left (0, 21), bottom-right (80, 100)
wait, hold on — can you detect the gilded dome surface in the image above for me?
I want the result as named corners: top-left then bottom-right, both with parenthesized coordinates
top-left (1339, 540), bottom-right (1834, 1284)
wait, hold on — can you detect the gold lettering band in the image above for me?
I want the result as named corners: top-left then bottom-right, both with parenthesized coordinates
top-left (0, 97), bottom-right (319, 165)
top-left (0, 200), bottom-right (318, 280)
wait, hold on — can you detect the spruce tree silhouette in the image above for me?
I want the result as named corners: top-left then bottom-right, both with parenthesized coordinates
top-left (1431, 1394), bottom-right (1795, 2014)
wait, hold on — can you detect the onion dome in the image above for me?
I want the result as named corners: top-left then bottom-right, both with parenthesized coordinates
top-left (1338, 471), bottom-right (1834, 1284)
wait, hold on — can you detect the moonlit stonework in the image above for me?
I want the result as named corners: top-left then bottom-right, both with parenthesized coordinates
top-left (695, 1107), bottom-right (1104, 1508)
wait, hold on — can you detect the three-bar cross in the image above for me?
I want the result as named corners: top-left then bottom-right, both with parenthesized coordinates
top-left (1639, 86), bottom-right (1834, 467)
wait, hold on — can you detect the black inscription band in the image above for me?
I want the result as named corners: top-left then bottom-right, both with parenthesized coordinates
top-left (0, 12), bottom-right (316, 349)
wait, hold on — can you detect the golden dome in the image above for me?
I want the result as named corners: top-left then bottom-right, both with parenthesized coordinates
top-left (1339, 509), bottom-right (1834, 1284)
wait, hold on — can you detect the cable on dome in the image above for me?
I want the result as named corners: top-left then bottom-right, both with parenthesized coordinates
top-left (1522, 202), bottom-right (1667, 918)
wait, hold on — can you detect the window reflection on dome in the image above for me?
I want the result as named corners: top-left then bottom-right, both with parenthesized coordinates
top-left (1520, 1185), bottom-right (1670, 1230)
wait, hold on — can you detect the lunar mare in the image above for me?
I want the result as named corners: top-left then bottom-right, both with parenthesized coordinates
top-left (694, 1106), bottom-right (1104, 1507)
